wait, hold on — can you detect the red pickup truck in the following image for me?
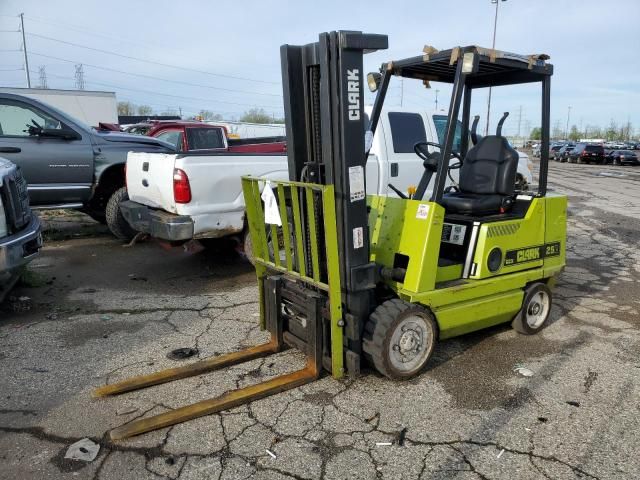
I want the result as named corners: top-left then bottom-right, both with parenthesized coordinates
top-left (124, 120), bottom-right (287, 154)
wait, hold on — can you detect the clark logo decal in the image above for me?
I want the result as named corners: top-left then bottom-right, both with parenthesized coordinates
top-left (346, 69), bottom-right (360, 121)
top-left (504, 242), bottom-right (561, 266)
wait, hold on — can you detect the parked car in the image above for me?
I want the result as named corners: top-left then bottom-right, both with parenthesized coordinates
top-left (554, 144), bottom-right (574, 162)
top-left (549, 144), bottom-right (564, 158)
top-left (0, 93), bottom-right (175, 240)
top-left (607, 150), bottom-right (639, 166)
top-left (0, 157), bottom-right (42, 303)
top-left (121, 107), bottom-right (534, 260)
top-left (567, 143), bottom-right (605, 164)
top-left (532, 144), bottom-right (541, 158)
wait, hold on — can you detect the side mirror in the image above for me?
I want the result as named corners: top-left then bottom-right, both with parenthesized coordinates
top-left (40, 128), bottom-right (82, 141)
top-left (367, 72), bottom-right (382, 92)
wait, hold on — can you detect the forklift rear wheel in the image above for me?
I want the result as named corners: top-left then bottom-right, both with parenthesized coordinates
top-left (512, 283), bottom-right (552, 335)
top-left (363, 299), bottom-right (437, 380)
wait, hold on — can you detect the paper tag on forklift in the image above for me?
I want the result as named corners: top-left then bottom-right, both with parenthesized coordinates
top-left (348, 166), bottom-right (365, 202)
top-left (353, 227), bottom-right (364, 249)
top-left (261, 182), bottom-right (282, 226)
top-left (416, 204), bottom-right (430, 219)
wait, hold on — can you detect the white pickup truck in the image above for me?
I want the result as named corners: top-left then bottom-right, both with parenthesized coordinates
top-left (122, 108), bottom-right (533, 257)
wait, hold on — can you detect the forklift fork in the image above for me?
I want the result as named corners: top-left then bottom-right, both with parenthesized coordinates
top-left (95, 276), bottom-right (324, 440)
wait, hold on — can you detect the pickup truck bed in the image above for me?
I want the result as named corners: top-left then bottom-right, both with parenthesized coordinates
top-left (124, 152), bottom-right (287, 241)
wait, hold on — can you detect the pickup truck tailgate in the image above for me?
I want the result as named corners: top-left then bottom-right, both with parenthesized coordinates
top-left (126, 152), bottom-right (177, 212)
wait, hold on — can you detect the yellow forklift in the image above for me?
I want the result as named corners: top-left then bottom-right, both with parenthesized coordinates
top-left (95, 31), bottom-right (565, 439)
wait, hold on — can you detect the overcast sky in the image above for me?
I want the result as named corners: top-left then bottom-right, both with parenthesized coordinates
top-left (1, 0), bottom-right (639, 136)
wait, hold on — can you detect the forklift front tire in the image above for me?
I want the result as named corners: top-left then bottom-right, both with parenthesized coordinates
top-left (363, 299), bottom-right (437, 380)
top-left (512, 283), bottom-right (552, 335)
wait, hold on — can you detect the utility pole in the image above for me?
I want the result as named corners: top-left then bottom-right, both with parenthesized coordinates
top-left (75, 64), bottom-right (85, 90)
top-left (517, 105), bottom-right (522, 137)
top-left (38, 66), bottom-right (48, 89)
top-left (435, 89), bottom-right (439, 111)
top-left (485, 0), bottom-right (506, 136)
top-left (579, 117), bottom-right (583, 138)
top-left (19, 13), bottom-right (31, 88)
top-left (565, 106), bottom-right (571, 140)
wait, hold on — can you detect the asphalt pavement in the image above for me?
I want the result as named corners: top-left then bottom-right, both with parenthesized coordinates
top-left (0, 161), bottom-right (639, 480)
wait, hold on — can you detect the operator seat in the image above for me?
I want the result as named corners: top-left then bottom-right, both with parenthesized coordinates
top-left (441, 113), bottom-right (518, 216)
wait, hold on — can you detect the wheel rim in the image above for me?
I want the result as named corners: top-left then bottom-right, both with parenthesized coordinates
top-left (525, 291), bottom-right (550, 329)
top-left (388, 315), bottom-right (431, 373)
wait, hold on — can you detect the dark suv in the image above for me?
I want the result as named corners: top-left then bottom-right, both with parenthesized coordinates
top-left (568, 143), bottom-right (605, 164)
top-left (554, 144), bottom-right (574, 162)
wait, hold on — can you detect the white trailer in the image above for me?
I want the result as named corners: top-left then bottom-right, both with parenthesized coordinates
top-left (0, 87), bottom-right (118, 126)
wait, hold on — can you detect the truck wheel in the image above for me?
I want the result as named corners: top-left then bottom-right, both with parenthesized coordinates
top-left (363, 299), bottom-right (437, 380)
top-left (242, 228), bottom-right (256, 265)
top-left (512, 283), bottom-right (552, 335)
top-left (106, 187), bottom-right (137, 241)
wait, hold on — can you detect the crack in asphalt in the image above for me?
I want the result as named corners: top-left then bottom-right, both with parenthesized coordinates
top-left (1, 165), bottom-right (636, 479)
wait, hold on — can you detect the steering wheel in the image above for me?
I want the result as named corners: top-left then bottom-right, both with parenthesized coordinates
top-left (413, 141), bottom-right (463, 169)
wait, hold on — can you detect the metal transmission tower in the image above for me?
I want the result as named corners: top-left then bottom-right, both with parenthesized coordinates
top-left (38, 66), bottom-right (48, 89)
top-left (74, 64), bottom-right (85, 90)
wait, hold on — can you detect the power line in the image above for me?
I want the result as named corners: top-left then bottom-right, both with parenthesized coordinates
top-left (23, 14), bottom-right (171, 50)
top-left (25, 31), bottom-right (280, 86)
top-left (29, 70), bottom-right (283, 113)
top-left (28, 51), bottom-right (281, 98)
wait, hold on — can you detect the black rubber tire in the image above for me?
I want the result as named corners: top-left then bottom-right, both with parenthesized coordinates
top-left (363, 299), bottom-right (437, 380)
top-left (105, 187), bottom-right (137, 241)
top-left (242, 228), bottom-right (255, 266)
top-left (512, 283), bottom-right (552, 335)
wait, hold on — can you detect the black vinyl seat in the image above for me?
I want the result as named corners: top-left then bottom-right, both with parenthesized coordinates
top-left (441, 135), bottom-right (519, 215)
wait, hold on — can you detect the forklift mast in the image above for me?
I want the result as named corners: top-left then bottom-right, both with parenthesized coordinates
top-left (280, 31), bottom-right (388, 374)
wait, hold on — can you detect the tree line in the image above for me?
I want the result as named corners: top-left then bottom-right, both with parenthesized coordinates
top-left (117, 102), bottom-right (284, 124)
top-left (529, 119), bottom-right (636, 142)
